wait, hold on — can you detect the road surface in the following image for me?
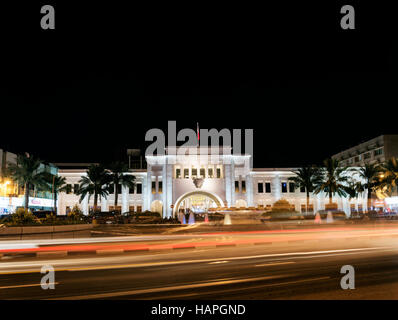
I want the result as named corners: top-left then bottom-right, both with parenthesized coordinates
top-left (1, 224), bottom-right (398, 299)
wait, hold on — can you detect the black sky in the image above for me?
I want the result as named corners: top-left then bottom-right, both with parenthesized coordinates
top-left (0, 1), bottom-right (395, 168)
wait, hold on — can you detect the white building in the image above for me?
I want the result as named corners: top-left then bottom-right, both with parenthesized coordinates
top-left (57, 147), bottom-right (368, 217)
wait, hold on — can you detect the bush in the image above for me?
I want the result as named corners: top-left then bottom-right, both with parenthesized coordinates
top-left (10, 208), bottom-right (40, 226)
top-left (68, 204), bottom-right (85, 223)
top-left (139, 210), bottom-right (162, 217)
top-left (44, 212), bottom-right (58, 225)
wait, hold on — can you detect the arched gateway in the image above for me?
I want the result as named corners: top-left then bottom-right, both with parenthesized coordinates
top-left (173, 191), bottom-right (225, 217)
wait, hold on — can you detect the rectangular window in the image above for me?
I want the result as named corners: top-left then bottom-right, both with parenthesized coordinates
top-left (191, 168), bottom-right (197, 178)
top-left (66, 184), bottom-right (72, 194)
top-left (364, 152), bottom-right (371, 159)
top-left (374, 148), bottom-right (383, 156)
top-left (129, 206), bottom-right (135, 212)
top-left (208, 168), bottom-right (214, 178)
top-left (184, 168), bottom-right (189, 179)
top-left (300, 186), bottom-right (305, 193)
top-left (73, 184), bottom-right (79, 194)
top-left (216, 168), bottom-right (221, 178)
top-left (151, 181), bottom-right (156, 193)
top-left (258, 183), bottom-right (264, 193)
top-left (200, 168), bottom-right (205, 178)
top-left (289, 182), bottom-right (295, 193)
top-left (235, 181), bottom-right (239, 193)
top-left (137, 206), bottom-right (142, 213)
top-left (158, 181), bottom-right (162, 194)
top-left (129, 186), bottom-right (134, 194)
top-left (176, 168), bottom-right (181, 179)
top-left (265, 183), bottom-right (271, 193)
top-left (136, 184), bottom-right (142, 194)
top-left (117, 184), bottom-right (122, 194)
top-left (281, 182), bottom-right (288, 193)
top-left (241, 181), bottom-right (246, 193)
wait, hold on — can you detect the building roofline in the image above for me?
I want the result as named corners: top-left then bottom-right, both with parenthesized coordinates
top-left (332, 135), bottom-right (385, 159)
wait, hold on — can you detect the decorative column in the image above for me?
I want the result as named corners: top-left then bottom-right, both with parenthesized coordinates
top-left (162, 164), bottom-right (167, 218)
top-left (246, 174), bottom-right (253, 207)
top-left (231, 161), bottom-right (235, 207)
top-left (225, 164), bottom-right (232, 207)
top-left (142, 176), bottom-right (148, 211)
top-left (166, 164), bottom-right (173, 217)
top-left (146, 164), bottom-right (152, 212)
top-left (82, 194), bottom-right (89, 216)
top-left (342, 197), bottom-right (350, 217)
top-left (122, 185), bottom-right (128, 213)
top-left (313, 192), bottom-right (319, 213)
top-left (272, 174), bottom-right (281, 201)
top-left (363, 191), bottom-right (368, 212)
top-left (101, 195), bottom-right (108, 212)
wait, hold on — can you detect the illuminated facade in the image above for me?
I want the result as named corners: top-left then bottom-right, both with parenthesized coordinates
top-left (57, 147), bottom-right (369, 217)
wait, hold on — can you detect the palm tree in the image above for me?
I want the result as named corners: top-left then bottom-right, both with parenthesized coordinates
top-left (288, 166), bottom-right (322, 213)
top-left (343, 177), bottom-right (364, 200)
top-left (350, 163), bottom-right (382, 211)
top-left (7, 153), bottom-right (48, 210)
top-left (380, 158), bottom-right (398, 197)
top-left (107, 162), bottom-right (135, 211)
top-left (44, 174), bottom-right (67, 214)
top-left (314, 158), bottom-right (349, 206)
top-left (77, 164), bottom-right (110, 213)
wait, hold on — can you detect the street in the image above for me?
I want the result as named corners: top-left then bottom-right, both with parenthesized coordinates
top-left (1, 223), bottom-right (398, 299)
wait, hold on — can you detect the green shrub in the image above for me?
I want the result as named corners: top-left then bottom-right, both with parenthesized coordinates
top-left (68, 204), bottom-right (85, 222)
top-left (10, 208), bottom-right (40, 225)
top-left (44, 213), bottom-right (58, 225)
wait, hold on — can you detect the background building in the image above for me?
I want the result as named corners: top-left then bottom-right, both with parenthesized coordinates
top-left (332, 135), bottom-right (398, 166)
top-left (0, 149), bottom-right (57, 213)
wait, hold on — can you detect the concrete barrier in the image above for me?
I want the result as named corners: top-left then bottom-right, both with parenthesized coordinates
top-left (0, 224), bottom-right (93, 237)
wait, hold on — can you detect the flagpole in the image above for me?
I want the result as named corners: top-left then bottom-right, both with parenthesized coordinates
top-left (196, 122), bottom-right (200, 147)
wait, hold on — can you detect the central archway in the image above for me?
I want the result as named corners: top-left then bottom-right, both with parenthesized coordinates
top-left (173, 191), bottom-right (224, 217)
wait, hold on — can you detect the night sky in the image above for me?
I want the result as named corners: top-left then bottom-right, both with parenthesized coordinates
top-left (0, 2), bottom-right (395, 168)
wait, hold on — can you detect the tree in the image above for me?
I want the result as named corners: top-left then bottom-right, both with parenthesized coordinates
top-left (77, 164), bottom-right (110, 213)
top-left (380, 158), bottom-right (398, 197)
top-left (107, 162), bottom-right (135, 211)
top-left (288, 166), bottom-right (322, 213)
top-left (43, 174), bottom-right (67, 214)
top-left (350, 163), bottom-right (382, 210)
top-left (343, 177), bottom-right (364, 200)
top-left (7, 153), bottom-right (48, 210)
top-left (314, 158), bottom-right (349, 205)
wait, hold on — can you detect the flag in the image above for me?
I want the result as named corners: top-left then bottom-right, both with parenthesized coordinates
top-left (197, 122), bottom-right (200, 142)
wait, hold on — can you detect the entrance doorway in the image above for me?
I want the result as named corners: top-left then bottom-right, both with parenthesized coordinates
top-left (173, 191), bottom-right (224, 216)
